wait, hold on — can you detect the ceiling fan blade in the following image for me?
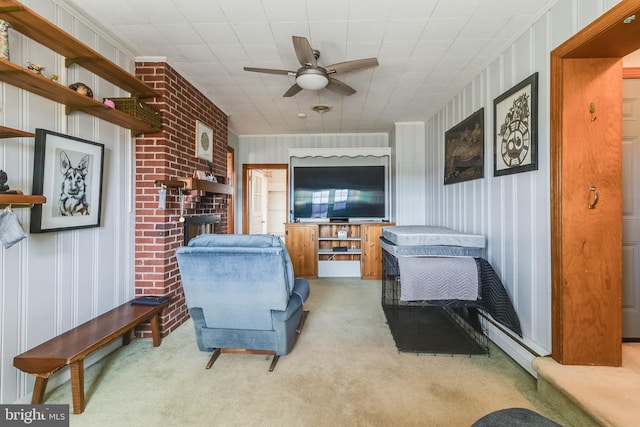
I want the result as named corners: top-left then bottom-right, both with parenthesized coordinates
top-left (283, 83), bottom-right (303, 97)
top-left (243, 67), bottom-right (295, 76)
top-left (292, 36), bottom-right (317, 67)
top-left (326, 78), bottom-right (356, 96)
top-left (325, 58), bottom-right (379, 74)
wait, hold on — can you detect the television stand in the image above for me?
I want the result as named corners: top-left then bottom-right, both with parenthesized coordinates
top-left (330, 217), bottom-right (349, 223)
top-left (284, 221), bottom-right (394, 280)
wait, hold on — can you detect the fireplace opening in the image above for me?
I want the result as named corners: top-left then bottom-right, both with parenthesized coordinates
top-left (183, 215), bottom-right (221, 245)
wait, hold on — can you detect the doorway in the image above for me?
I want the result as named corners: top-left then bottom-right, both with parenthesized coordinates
top-left (242, 164), bottom-right (289, 237)
top-left (226, 147), bottom-right (235, 234)
top-left (550, 0), bottom-right (640, 366)
top-left (622, 76), bottom-right (640, 339)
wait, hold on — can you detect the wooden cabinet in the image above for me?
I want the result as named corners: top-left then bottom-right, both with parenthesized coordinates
top-left (285, 222), bottom-right (392, 280)
top-left (361, 223), bottom-right (387, 280)
top-left (285, 223), bottom-right (318, 279)
top-left (0, 0), bottom-right (160, 134)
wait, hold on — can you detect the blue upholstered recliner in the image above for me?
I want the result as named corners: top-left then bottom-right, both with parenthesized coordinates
top-left (176, 234), bottom-right (310, 371)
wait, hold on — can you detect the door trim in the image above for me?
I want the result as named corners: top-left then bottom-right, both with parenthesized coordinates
top-left (550, 0), bottom-right (640, 365)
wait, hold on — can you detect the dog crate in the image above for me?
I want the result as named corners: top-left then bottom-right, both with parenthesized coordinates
top-left (379, 226), bottom-right (489, 356)
top-left (382, 247), bottom-right (489, 356)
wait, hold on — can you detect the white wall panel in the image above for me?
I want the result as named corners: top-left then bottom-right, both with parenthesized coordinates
top-left (393, 122), bottom-right (425, 225)
top-left (0, 0), bottom-right (136, 404)
top-left (393, 0), bottom-right (622, 370)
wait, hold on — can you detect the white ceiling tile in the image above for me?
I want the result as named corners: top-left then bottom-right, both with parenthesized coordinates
top-left (348, 21), bottom-right (386, 43)
top-left (217, 0), bottom-right (267, 22)
top-left (444, 38), bottom-right (489, 58)
top-left (130, 0), bottom-right (185, 24)
top-left (68, 0), bottom-right (145, 25)
top-left (172, 0), bottom-right (227, 23)
top-left (61, 0), bottom-right (556, 134)
top-left (306, 0), bottom-right (349, 22)
top-left (210, 44), bottom-right (250, 62)
top-left (261, 0), bottom-right (308, 22)
top-left (421, 18), bottom-right (467, 40)
top-left (384, 20), bottom-right (428, 42)
top-left (244, 43), bottom-right (282, 62)
top-left (152, 24), bottom-right (203, 45)
top-left (432, 0), bottom-right (482, 18)
top-left (309, 22), bottom-right (349, 48)
top-left (193, 23), bottom-right (239, 45)
top-left (173, 45), bottom-right (218, 63)
top-left (459, 15), bottom-right (510, 40)
top-left (379, 41), bottom-right (415, 60)
top-left (232, 22), bottom-right (275, 45)
top-left (270, 23), bottom-right (312, 46)
top-left (389, 0), bottom-right (438, 19)
top-left (110, 24), bottom-right (167, 46)
top-left (348, 0), bottom-right (394, 20)
top-left (345, 42), bottom-right (382, 59)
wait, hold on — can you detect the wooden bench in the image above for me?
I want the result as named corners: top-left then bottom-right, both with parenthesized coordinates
top-left (13, 299), bottom-right (169, 414)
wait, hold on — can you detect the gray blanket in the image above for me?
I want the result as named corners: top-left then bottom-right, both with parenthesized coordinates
top-left (398, 256), bottom-right (479, 301)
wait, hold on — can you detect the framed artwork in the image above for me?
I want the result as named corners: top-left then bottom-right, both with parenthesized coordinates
top-left (444, 108), bottom-right (484, 185)
top-left (31, 129), bottom-right (104, 233)
top-left (494, 72), bottom-right (538, 176)
top-left (196, 120), bottom-right (213, 162)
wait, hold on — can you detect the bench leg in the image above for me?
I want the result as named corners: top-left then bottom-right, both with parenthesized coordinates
top-left (31, 376), bottom-right (48, 404)
top-left (122, 329), bottom-right (132, 346)
top-left (150, 314), bottom-right (162, 347)
top-left (70, 360), bottom-right (85, 414)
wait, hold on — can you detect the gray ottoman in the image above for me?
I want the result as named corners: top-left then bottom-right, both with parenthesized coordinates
top-left (471, 408), bottom-right (563, 426)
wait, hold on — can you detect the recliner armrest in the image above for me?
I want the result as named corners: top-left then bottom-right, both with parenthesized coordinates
top-left (292, 278), bottom-right (310, 303)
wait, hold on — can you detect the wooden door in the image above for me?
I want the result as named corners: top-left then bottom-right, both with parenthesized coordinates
top-left (622, 78), bottom-right (640, 338)
top-left (285, 224), bottom-right (318, 278)
top-left (552, 58), bottom-right (623, 365)
top-left (361, 224), bottom-right (385, 280)
top-left (249, 170), bottom-right (267, 234)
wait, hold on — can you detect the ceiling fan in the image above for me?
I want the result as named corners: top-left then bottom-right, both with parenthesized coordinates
top-left (244, 36), bottom-right (379, 97)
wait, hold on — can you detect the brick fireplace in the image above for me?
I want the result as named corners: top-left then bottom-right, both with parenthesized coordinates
top-left (134, 60), bottom-right (229, 337)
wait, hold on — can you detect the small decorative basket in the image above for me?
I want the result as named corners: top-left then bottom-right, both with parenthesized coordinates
top-left (107, 97), bottom-right (161, 128)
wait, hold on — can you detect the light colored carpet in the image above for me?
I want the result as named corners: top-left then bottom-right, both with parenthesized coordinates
top-left (44, 278), bottom-right (568, 426)
top-left (533, 343), bottom-right (640, 427)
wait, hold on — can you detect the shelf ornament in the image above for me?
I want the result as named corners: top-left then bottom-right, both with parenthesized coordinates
top-left (0, 19), bottom-right (9, 60)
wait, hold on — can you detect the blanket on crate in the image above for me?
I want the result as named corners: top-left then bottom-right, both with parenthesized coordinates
top-left (398, 256), bottom-right (479, 301)
top-left (396, 256), bottom-right (522, 337)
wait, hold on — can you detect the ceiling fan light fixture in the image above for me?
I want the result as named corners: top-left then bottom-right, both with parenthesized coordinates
top-left (296, 70), bottom-right (329, 90)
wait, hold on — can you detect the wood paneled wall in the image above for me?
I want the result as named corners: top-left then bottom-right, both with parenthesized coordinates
top-left (0, 0), bottom-right (137, 404)
top-left (395, 0), bottom-right (623, 372)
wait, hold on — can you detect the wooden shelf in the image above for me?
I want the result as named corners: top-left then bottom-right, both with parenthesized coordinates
top-left (0, 194), bottom-right (45, 208)
top-left (0, 0), bottom-right (159, 99)
top-left (177, 177), bottom-right (233, 195)
top-left (0, 59), bottom-right (160, 134)
top-left (0, 125), bottom-right (34, 138)
top-left (0, 0), bottom-right (161, 133)
top-left (154, 179), bottom-right (187, 189)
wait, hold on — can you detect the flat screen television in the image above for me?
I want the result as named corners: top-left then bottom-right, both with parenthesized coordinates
top-left (292, 165), bottom-right (387, 221)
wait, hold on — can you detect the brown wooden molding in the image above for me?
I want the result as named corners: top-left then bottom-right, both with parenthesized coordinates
top-left (623, 67), bottom-right (640, 78)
